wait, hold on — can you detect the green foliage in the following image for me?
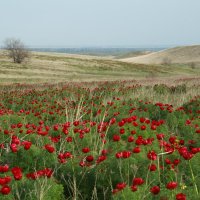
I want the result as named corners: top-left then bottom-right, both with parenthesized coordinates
top-left (153, 83), bottom-right (187, 95)
top-left (170, 84), bottom-right (187, 94)
top-left (11, 178), bottom-right (64, 200)
top-left (0, 80), bottom-right (199, 200)
top-left (153, 84), bottom-right (170, 94)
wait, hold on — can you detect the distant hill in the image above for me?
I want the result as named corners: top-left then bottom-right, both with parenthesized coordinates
top-left (121, 45), bottom-right (200, 65)
top-left (29, 47), bottom-right (164, 57)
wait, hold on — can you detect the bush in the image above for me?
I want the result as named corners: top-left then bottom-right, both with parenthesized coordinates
top-left (3, 38), bottom-right (30, 64)
top-left (153, 84), bottom-right (170, 94)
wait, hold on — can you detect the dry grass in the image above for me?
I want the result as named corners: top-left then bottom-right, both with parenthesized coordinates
top-left (121, 45), bottom-right (200, 65)
top-left (0, 51), bottom-right (199, 84)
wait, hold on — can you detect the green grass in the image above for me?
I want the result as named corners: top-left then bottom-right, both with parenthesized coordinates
top-left (0, 80), bottom-right (199, 199)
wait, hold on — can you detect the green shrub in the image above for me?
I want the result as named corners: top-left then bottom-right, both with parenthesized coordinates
top-left (153, 84), bottom-right (170, 94)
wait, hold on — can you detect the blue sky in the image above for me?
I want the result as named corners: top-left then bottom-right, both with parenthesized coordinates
top-left (0, 0), bottom-right (199, 47)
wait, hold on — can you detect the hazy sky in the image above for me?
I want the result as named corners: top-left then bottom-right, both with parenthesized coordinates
top-left (0, 0), bottom-right (199, 47)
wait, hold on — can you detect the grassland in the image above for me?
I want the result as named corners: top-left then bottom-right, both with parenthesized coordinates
top-left (121, 45), bottom-right (200, 65)
top-left (0, 51), bottom-right (199, 84)
top-left (0, 50), bottom-right (200, 200)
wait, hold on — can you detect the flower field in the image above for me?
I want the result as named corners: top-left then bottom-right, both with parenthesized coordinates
top-left (0, 80), bottom-right (199, 200)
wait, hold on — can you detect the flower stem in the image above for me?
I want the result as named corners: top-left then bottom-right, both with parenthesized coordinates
top-left (189, 160), bottom-right (199, 195)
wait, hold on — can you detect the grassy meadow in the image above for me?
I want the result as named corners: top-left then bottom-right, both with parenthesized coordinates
top-left (0, 51), bottom-right (199, 83)
top-left (0, 51), bottom-right (200, 200)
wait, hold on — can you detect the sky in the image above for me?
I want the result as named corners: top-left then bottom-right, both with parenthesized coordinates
top-left (0, 0), bottom-right (200, 47)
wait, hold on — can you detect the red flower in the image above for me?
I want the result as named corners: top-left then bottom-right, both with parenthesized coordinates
top-left (179, 140), bottom-right (184, 145)
top-left (135, 136), bottom-right (144, 145)
top-left (169, 136), bottom-right (176, 144)
top-left (4, 130), bottom-right (9, 135)
top-left (196, 129), bottom-right (200, 134)
top-left (17, 123), bottom-right (23, 128)
top-left (62, 128), bottom-right (68, 135)
top-left (79, 161), bottom-right (85, 167)
top-left (44, 168), bottom-right (53, 178)
top-left (64, 152), bottom-right (72, 158)
top-left (10, 143), bottom-right (18, 153)
top-left (145, 119), bottom-right (151, 124)
top-left (22, 141), bottom-right (32, 150)
top-left (132, 146), bottom-right (141, 153)
top-left (73, 121), bottom-right (79, 126)
top-left (128, 136), bottom-right (134, 142)
top-left (11, 167), bottom-right (23, 180)
top-left (4, 176), bottom-right (12, 185)
top-left (132, 177), bottom-right (144, 185)
top-left (0, 177), bottom-right (11, 185)
top-left (148, 164), bottom-right (157, 171)
top-left (147, 151), bottom-right (157, 160)
top-left (173, 159), bottom-right (181, 166)
top-left (66, 136), bottom-right (73, 142)
top-left (116, 182), bottom-right (126, 190)
top-left (45, 144), bottom-right (55, 153)
top-left (0, 165), bottom-right (9, 173)
top-left (151, 125), bottom-right (157, 130)
top-left (166, 181), bottom-right (177, 190)
top-left (113, 135), bottom-right (120, 142)
top-left (150, 186), bottom-right (160, 195)
top-left (179, 147), bottom-right (193, 160)
top-left (176, 193), bottom-right (186, 200)
top-left (109, 118), bottom-right (116, 125)
top-left (86, 155), bottom-right (94, 162)
top-left (1, 185), bottom-right (11, 195)
top-left (115, 152), bottom-right (123, 159)
top-left (165, 158), bottom-right (171, 164)
top-left (130, 185), bottom-right (137, 192)
top-left (118, 121), bottom-right (125, 127)
top-left (96, 155), bottom-right (106, 164)
top-left (122, 151), bottom-right (131, 158)
top-left (140, 117), bottom-right (145, 123)
top-left (101, 149), bottom-right (108, 155)
top-left (82, 147), bottom-right (90, 153)
top-left (140, 125), bottom-right (146, 131)
top-left (156, 133), bottom-right (165, 140)
top-left (119, 128), bottom-right (125, 134)
top-left (132, 121), bottom-right (138, 127)
top-left (131, 130), bottom-right (136, 135)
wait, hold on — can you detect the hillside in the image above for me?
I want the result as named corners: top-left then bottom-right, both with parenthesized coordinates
top-left (121, 45), bottom-right (200, 65)
top-left (0, 51), bottom-right (199, 84)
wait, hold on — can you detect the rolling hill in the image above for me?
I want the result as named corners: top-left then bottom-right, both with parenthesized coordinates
top-left (121, 45), bottom-right (200, 65)
top-left (0, 50), bottom-right (199, 84)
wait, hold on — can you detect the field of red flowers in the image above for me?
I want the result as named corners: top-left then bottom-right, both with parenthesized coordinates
top-left (0, 80), bottom-right (199, 200)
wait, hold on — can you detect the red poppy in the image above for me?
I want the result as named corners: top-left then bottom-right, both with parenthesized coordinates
top-left (116, 182), bottom-right (126, 190)
top-left (132, 146), bottom-right (141, 153)
top-left (122, 151), bottom-right (131, 158)
top-left (148, 164), bottom-right (157, 171)
top-left (113, 135), bottom-right (120, 142)
top-left (132, 177), bottom-right (144, 185)
top-left (140, 125), bottom-right (146, 131)
top-left (11, 167), bottom-right (23, 180)
top-left (166, 181), bottom-right (177, 190)
top-left (150, 186), bottom-right (160, 195)
top-left (82, 147), bottom-right (90, 153)
top-left (176, 193), bottom-right (186, 200)
top-left (1, 185), bottom-right (11, 195)
top-left (86, 155), bottom-right (94, 162)
top-left (128, 136), bottom-right (134, 142)
top-left (147, 151), bottom-right (157, 160)
top-left (130, 185), bottom-right (137, 192)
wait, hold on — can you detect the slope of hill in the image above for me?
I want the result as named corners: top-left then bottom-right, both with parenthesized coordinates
top-left (121, 45), bottom-right (200, 65)
top-left (0, 51), bottom-right (199, 84)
